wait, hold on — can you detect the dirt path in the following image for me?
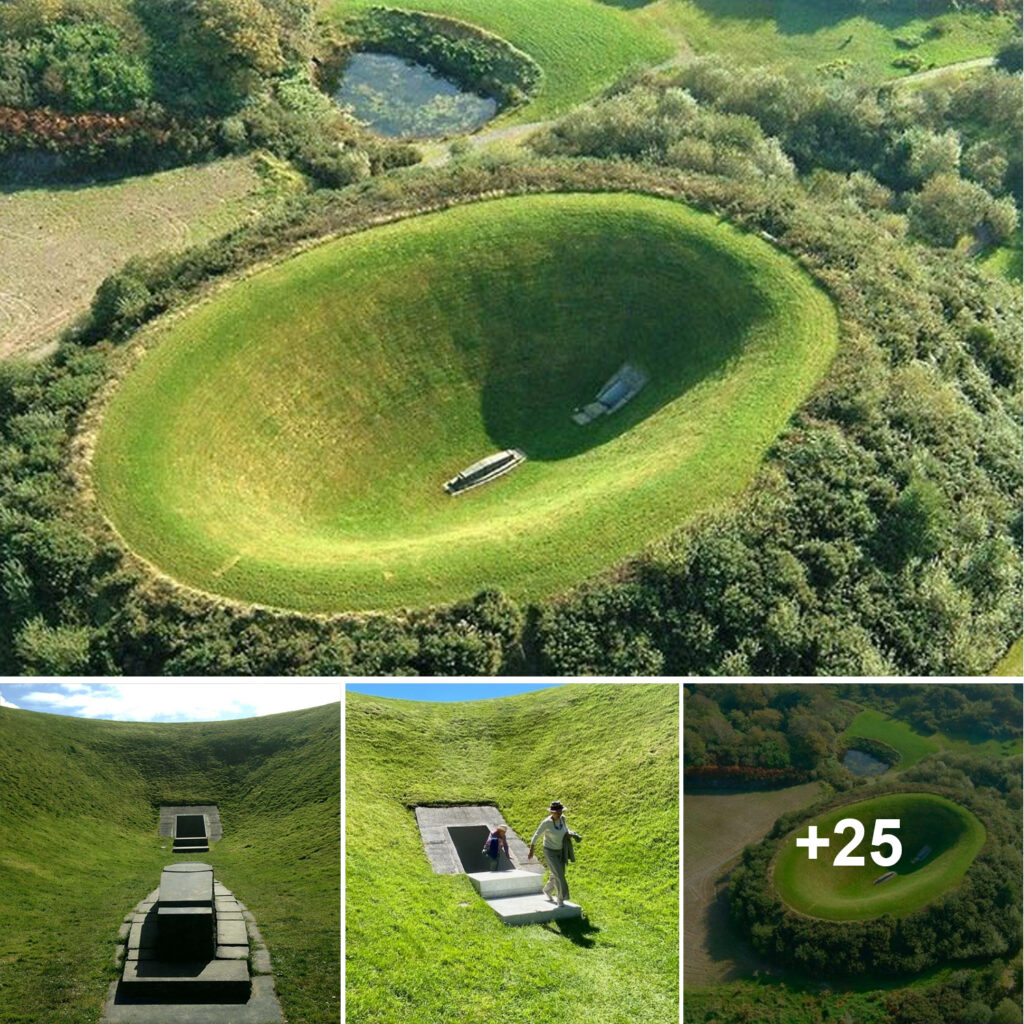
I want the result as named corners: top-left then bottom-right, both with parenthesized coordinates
top-left (684, 782), bottom-right (820, 987)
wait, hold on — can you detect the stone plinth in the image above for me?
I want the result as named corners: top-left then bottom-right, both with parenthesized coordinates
top-left (467, 869), bottom-right (544, 899)
top-left (486, 894), bottom-right (583, 926)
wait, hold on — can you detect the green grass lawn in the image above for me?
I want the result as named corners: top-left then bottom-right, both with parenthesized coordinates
top-left (345, 682), bottom-right (678, 1024)
top-left (91, 192), bottom-right (838, 613)
top-left (0, 703), bottom-right (339, 1024)
top-left (979, 241), bottom-right (1024, 285)
top-left (772, 792), bottom-right (986, 921)
top-left (631, 1), bottom-right (1017, 79)
top-left (842, 707), bottom-right (1023, 763)
top-left (840, 709), bottom-right (940, 767)
top-left (326, 0), bottom-right (674, 122)
top-left (0, 153), bottom-right (302, 361)
top-left (990, 636), bottom-right (1024, 676)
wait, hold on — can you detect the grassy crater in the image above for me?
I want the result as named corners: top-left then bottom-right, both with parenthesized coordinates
top-left (772, 792), bottom-right (987, 921)
top-left (92, 192), bottom-right (838, 612)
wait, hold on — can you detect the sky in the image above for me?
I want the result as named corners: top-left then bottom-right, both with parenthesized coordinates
top-left (0, 682), bottom-right (340, 722)
top-left (344, 682), bottom-right (568, 702)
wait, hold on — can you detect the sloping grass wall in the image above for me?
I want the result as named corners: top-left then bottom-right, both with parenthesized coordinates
top-left (345, 683), bottom-right (679, 1024)
top-left (0, 702), bottom-right (340, 1024)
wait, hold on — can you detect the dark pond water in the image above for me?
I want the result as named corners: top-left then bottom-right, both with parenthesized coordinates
top-left (334, 52), bottom-right (497, 139)
top-left (842, 748), bottom-right (889, 777)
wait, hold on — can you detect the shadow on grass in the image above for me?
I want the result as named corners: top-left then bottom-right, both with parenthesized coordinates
top-left (542, 914), bottom-right (602, 948)
top-left (683, 0), bottom-right (925, 37)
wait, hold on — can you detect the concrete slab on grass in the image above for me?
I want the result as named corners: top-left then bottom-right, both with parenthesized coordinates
top-left (101, 975), bottom-right (284, 1024)
top-left (486, 894), bottom-right (582, 926)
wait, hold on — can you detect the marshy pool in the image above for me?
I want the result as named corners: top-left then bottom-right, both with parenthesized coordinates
top-left (334, 52), bottom-right (497, 139)
top-left (842, 748), bottom-right (890, 777)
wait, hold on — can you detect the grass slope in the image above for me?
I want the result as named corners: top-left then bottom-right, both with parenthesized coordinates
top-left (0, 703), bottom-right (339, 1024)
top-left (991, 637), bottom-right (1024, 676)
top-left (345, 683), bottom-right (678, 1024)
top-left (92, 192), bottom-right (838, 613)
top-left (772, 792), bottom-right (986, 921)
top-left (631, 1), bottom-right (1017, 80)
top-left (328, 0), bottom-right (674, 122)
top-left (0, 154), bottom-right (300, 361)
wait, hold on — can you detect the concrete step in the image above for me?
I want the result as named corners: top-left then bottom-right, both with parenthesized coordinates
top-left (485, 894), bottom-right (582, 926)
top-left (467, 869), bottom-right (544, 899)
top-left (120, 959), bottom-right (251, 1002)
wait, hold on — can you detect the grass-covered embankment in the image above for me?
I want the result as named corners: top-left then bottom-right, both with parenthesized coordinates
top-left (345, 683), bottom-right (679, 1024)
top-left (772, 792), bottom-right (986, 922)
top-left (92, 192), bottom-right (837, 613)
top-left (0, 702), bottom-right (340, 1024)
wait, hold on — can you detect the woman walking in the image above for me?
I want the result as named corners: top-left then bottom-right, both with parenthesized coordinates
top-left (527, 801), bottom-right (581, 906)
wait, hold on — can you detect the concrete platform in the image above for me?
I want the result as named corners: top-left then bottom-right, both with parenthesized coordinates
top-left (121, 960), bottom-right (250, 1002)
top-left (160, 864), bottom-right (214, 907)
top-left (102, 975), bottom-right (284, 1024)
top-left (486, 894), bottom-right (582, 926)
top-left (467, 869), bottom-right (544, 899)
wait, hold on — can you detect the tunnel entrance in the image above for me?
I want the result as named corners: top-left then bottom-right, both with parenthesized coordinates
top-left (413, 804), bottom-right (540, 876)
top-left (175, 814), bottom-right (207, 839)
top-left (448, 824), bottom-right (512, 873)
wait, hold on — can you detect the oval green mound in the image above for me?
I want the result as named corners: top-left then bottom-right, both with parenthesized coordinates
top-left (91, 192), bottom-right (838, 612)
top-left (773, 792), bottom-right (986, 921)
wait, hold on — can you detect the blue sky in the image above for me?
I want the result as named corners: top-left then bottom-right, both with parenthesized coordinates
top-left (345, 683), bottom-right (567, 702)
top-left (0, 682), bottom-right (340, 722)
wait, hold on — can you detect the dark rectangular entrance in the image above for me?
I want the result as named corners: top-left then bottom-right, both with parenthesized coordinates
top-left (448, 824), bottom-right (511, 872)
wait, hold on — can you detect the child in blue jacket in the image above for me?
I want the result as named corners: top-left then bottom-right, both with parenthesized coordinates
top-left (482, 826), bottom-right (510, 871)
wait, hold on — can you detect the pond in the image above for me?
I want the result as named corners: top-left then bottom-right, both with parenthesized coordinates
top-left (842, 748), bottom-right (889, 777)
top-left (334, 52), bottom-right (497, 139)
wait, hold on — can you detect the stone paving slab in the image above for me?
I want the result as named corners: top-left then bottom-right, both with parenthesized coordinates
top-left (160, 864), bottom-right (214, 907)
top-left (102, 975), bottom-right (283, 1024)
top-left (486, 894), bottom-right (582, 926)
top-left (468, 869), bottom-right (544, 898)
top-left (252, 950), bottom-right (272, 975)
top-left (216, 919), bottom-right (248, 947)
top-left (215, 945), bottom-right (249, 961)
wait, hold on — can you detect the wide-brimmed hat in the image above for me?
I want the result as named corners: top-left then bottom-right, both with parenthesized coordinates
top-left (549, 801), bottom-right (566, 812)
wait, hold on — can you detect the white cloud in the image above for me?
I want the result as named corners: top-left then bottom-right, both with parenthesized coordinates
top-left (7, 683), bottom-right (339, 722)
top-left (0, 694), bottom-right (21, 709)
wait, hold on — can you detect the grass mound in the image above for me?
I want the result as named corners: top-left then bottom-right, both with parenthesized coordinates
top-left (92, 192), bottom-right (838, 612)
top-left (0, 703), bottom-right (339, 1024)
top-left (345, 683), bottom-right (678, 1024)
top-left (772, 792), bottom-right (986, 921)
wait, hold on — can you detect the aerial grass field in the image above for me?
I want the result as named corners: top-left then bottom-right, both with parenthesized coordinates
top-left (345, 683), bottom-right (678, 1024)
top-left (91, 192), bottom-right (838, 613)
top-left (328, 0), bottom-right (675, 122)
top-left (0, 703), bottom-right (340, 1024)
top-left (772, 792), bottom-right (986, 922)
top-left (683, 781), bottom-right (821, 986)
top-left (629, 1), bottom-right (1017, 80)
top-left (842, 707), bottom-right (1023, 762)
top-left (0, 154), bottom-right (300, 361)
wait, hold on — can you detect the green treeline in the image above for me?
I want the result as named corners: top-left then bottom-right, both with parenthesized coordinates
top-left (0, 0), bottom-right (416, 184)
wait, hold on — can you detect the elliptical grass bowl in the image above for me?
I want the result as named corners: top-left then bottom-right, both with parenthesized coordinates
top-left (91, 192), bottom-right (838, 612)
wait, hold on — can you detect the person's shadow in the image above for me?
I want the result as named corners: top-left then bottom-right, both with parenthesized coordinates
top-left (543, 915), bottom-right (601, 948)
